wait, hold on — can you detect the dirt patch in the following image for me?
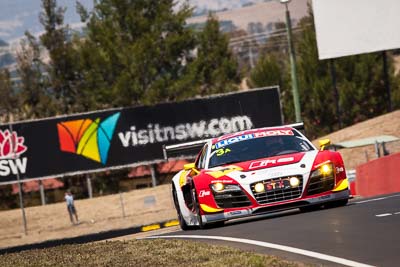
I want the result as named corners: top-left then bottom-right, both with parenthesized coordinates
top-left (0, 184), bottom-right (176, 249)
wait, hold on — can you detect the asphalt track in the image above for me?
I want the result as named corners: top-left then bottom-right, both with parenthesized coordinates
top-left (152, 193), bottom-right (400, 267)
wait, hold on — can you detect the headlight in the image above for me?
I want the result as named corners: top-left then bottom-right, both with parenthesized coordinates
top-left (254, 182), bottom-right (265, 193)
top-left (321, 164), bottom-right (333, 176)
top-left (211, 183), bottom-right (241, 193)
top-left (289, 177), bottom-right (300, 187)
top-left (211, 182), bottom-right (224, 192)
top-left (310, 163), bottom-right (334, 178)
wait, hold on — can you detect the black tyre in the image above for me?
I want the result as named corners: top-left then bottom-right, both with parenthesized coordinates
top-left (191, 188), bottom-right (205, 229)
top-left (172, 187), bottom-right (190, 231)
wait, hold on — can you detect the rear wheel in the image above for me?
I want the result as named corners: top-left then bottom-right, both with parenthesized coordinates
top-left (172, 187), bottom-right (190, 231)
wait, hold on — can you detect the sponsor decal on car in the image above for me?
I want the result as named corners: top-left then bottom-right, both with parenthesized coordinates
top-left (211, 179), bottom-right (235, 184)
top-left (229, 210), bottom-right (243, 215)
top-left (214, 134), bottom-right (254, 149)
top-left (213, 130), bottom-right (294, 149)
top-left (225, 209), bottom-right (251, 218)
top-left (198, 190), bottom-right (211, 197)
top-left (253, 129), bottom-right (294, 137)
top-left (336, 166), bottom-right (344, 173)
top-left (249, 157), bottom-right (295, 169)
top-left (264, 178), bottom-right (292, 190)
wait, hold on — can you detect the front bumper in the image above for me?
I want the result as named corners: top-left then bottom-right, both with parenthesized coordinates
top-left (202, 189), bottom-right (350, 223)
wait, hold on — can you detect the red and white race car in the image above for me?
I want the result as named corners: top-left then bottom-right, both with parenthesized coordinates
top-left (164, 123), bottom-right (350, 230)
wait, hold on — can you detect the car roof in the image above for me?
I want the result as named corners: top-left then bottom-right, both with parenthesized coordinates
top-left (211, 126), bottom-right (297, 145)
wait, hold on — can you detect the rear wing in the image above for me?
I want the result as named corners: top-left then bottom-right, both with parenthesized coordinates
top-left (162, 122), bottom-right (304, 160)
top-left (163, 139), bottom-right (210, 160)
top-left (278, 122), bottom-right (304, 130)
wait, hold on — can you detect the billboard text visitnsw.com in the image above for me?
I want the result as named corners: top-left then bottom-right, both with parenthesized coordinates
top-left (118, 116), bottom-right (254, 147)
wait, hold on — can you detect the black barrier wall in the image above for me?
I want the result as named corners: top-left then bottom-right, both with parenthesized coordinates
top-left (0, 87), bottom-right (282, 184)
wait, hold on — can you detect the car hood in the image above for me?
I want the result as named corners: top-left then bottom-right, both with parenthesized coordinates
top-left (207, 152), bottom-right (306, 173)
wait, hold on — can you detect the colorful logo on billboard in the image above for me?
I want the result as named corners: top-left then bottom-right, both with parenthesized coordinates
top-left (0, 129), bottom-right (28, 177)
top-left (57, 113), bottom-right (120, 164)
top-left (0, 130), bottom-right (27, 159)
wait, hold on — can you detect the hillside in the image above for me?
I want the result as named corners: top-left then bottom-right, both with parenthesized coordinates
top-left (0, 39), bottom-right (8, 47)
top-left (313, 110), bottom-right (400, 169)
top-left (187, 0), bottom-right (309, 32)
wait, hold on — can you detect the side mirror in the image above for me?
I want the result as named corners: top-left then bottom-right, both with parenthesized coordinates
top-left (183, 163), bottom-right (195, 171)
top-left (318, 139), bottom-right (331, 151)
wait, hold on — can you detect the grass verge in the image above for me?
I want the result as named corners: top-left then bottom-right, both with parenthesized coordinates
top-left (0, 239), bottom-right (310, 267)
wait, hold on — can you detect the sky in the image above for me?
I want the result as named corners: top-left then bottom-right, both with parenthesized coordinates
top-left (0, 0), bottom-right (93, 43)
top-left (0, 0), bottom-right (267, 43)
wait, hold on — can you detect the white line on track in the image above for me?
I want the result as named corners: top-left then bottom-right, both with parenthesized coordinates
top-left (143, 235), bottom-right (375, 267)
top-left (375, 211), bottom-right (400, 217)
top-left (375, 213), bottom-right (392, 217)
top-left (355, 193), bottom-right (400, 204)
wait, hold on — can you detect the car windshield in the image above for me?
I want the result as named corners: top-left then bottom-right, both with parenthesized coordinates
top-left (208, 134), bottom-right (314, 168)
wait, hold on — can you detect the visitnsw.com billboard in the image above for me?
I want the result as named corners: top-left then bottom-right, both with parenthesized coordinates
top-left (0, 87), bottom-right (282, 184)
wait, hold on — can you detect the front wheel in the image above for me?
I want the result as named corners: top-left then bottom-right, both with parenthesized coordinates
top-left (192, 188), bottom-right (205, 229)
top-left (173, 187), bottom-right (190, 231)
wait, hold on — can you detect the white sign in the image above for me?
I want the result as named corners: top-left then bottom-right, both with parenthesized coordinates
top-left (312, 0), bottom-right (400, 59)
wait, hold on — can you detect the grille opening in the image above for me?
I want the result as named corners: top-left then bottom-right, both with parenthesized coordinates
top-left (211, 188), bottom-right (252, 208)
top-left (250, 175), bottom-right (303, 205)
top-left (306, 175), bottom-right (335, 196)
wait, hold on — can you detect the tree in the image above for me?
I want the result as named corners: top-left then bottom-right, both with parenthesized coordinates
top-left (0, 68), bottom-right (18, 120)
top-left (248, 23), bottom-right (292, 123)
top-left (39, 0), bottom-right (81, 114)
top-left (335, 53), bottom-right (397, 125)
top-left (249, 54), bottom-right (284, 89)
top-left (295, 14), bottom-right (336, 137)
top-left (76, 0), bottom-right (197, 107)
top-left (185, 13), bottom-right (241, 96)
top-left (16, 32), bottom-right (55, 119)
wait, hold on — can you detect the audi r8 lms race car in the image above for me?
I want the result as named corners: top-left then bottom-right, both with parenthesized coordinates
top-left (164, 123), bottom-right (350, 230)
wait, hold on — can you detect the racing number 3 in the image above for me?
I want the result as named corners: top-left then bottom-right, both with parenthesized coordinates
top-left (216, 148), bottom-right (231, 156)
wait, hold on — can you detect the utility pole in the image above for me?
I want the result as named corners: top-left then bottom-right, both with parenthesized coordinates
top-left (329, 59), bottom-right (342, 128)
top-left (281, 0), bottom-right (301, 122)
top-left (9, 113), bottom-right (28, 235)
top-left (382, 51), bottom-right (392, 112)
